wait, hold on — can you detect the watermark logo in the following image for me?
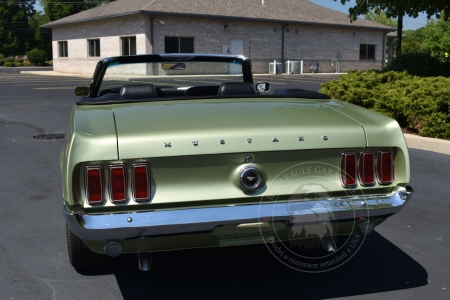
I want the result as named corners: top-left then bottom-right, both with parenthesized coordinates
top-left (259, 162), bottom-right (368, 273)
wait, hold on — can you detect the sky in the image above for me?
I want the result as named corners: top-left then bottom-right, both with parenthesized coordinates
top-left (310, 0), bottom-right (429, 30)
top-left (35, 0), bottom-right (430, 31)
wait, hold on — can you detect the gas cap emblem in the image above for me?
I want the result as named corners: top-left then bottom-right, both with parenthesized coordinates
top-left (239, 167), bottom-right (264, 192)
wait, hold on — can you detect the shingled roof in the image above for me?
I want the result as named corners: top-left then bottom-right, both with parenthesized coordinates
top-left (42, 0), bottom-right (394, 31)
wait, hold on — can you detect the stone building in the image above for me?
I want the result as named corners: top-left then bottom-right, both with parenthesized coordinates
top-left (42, 0), bottom-right (394, 74)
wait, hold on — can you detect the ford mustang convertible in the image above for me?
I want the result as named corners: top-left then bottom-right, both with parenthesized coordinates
top-left (61, 54), bottom-right (413, 271)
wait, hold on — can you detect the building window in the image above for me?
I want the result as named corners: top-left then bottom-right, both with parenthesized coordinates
top-left (360, 44), bottom-right (376, 60)
top-left (59, 41), bottom-right (68, 57)
top-left (165, 37), bottom-right (194, 53)
top-left (88, 39), bottom-right (100, 57)
top-left (121, 36), bottom-right (136, 55)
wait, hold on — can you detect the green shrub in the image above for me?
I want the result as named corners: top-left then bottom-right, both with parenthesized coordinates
top-left (14, 58), bottom-right (24, 64)
top-left (4, 57), bottom-right (14, 63)
top-left (0, 54), bottom-right (4, 59)
top-left (320, 70), bottom-right (450, 140)
top-left (14, 62), bottom-right (23, 67)
top-left (23, 61), bottom-right (32, 66)
top-left (0, 60), bottom-right (4, 66)
top-left (385, 53), bottom-right (449, 77)
top-left (3, 62), bottom-right (16, 67)
top-left (27, 49), bottom-right (46, 65)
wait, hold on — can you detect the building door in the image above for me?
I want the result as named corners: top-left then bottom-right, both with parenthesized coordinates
top-left (230, 40), bottom-right (244, 74)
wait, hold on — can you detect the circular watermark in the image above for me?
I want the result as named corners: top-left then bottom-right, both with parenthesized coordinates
top-left (258, 162), bottom-right (369, 273)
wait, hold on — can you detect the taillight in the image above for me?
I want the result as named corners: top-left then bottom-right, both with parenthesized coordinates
top-left (133, 163), bottom-right (150, 201)
top-left (109, 165), bottom-right (127, 202)
top-left (341, 152), bottom-right (357, 188)
top-left (86, 166), bottom-right (104, 204)
top-left (359, 152), bottom-right (375, 186)
top-left (377, 151), bottom-right (393, 184)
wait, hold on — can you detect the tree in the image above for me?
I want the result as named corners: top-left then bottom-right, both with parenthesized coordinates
top-left (41, 0), bottom-right (116, 22)
top-left (335, 0), bottom-right (450, 56)
top-left (402, 29), bottom-right (425, 54)
top-left (29, 11), bottom-right (52, 58)
top-left (364, 10), bottom-right (397, 28)
top-left (420, 18), bottom-right (450, 57)
top-left (0, 0), bottom-right (36, 56)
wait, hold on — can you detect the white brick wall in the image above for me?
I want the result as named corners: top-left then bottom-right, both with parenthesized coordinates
top-left (51, 14), bottom-right (385, 74)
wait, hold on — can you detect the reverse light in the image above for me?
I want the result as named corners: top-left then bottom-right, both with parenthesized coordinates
top-left (133, 163), bottom-right (150, 201)
top-left (341, 152), bottom-right (357, 188)
top-left (359, 152), bottom-right (375, 186)
top-left (109, 165), bottom-right (127, 202)
top-left (86, 166), bottom-right (104, 204)
top-left (377, 151), bottom-right (393, 185)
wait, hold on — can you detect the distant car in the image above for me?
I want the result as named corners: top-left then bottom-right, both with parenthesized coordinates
top-left (62, 54), bottom-right (413, 270)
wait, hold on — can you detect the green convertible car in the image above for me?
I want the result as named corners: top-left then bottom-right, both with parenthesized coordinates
top-left (61, 54), bottom-right (413, 271)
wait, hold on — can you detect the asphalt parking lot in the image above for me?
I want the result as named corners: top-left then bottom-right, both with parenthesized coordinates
top-left (0, 67), bottom-right (449, 300)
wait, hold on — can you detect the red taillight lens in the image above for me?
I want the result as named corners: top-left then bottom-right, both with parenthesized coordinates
top-left (133, 164), bottom-right (150, 201)
top-left (110, 165), bottom-right (127, 202)
top-left (341, 153), bottom-right (357, 187)
top-left (86, 166), bottom-right (104, 204)
top-left (359, 152), bottom-right (375, 186)
top-left (377, 151), bottom-right (393, 184)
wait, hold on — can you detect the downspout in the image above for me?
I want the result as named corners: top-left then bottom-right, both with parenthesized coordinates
top-left (382, 31), bottom-right (387, 69)
top-left (281, 24), bottom-right (288, 73)
top-left (150, 17), bottom-right (154, 54)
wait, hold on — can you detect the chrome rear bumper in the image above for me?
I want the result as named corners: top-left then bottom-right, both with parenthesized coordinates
top-left (64, 186), bottom-right (413, 242)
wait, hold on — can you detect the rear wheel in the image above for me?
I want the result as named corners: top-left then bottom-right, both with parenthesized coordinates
top-left (66, 224), bottom-right (108, 269)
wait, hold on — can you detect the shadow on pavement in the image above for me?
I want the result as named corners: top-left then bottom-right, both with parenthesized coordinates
top-left (77, 232), bottom-right (427, 299)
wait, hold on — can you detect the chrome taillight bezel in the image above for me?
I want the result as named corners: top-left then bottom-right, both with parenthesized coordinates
top-left (358, 151), bottom-right (376, 186)
top-left (132, 163), bottom-right (151, 202)
top-left (376, 150), bottom-right (394, 185)
top-left (109, 164), bottom-right (128, 203)
top-left (340, 152), bottom-right (358, 188)
top-left (85, 165), bottom-right (104, 205)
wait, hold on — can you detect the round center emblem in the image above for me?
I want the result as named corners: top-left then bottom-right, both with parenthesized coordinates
top-left (239, 167), bottom-right (263, 191)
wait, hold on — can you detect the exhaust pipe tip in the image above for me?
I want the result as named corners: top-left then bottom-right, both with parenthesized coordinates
top-left (138, 252), bottom-right (152, 271)
top-left (321, 236), bottom-right (337, 253)
top-left (358, 220), bottom-right (375, 234)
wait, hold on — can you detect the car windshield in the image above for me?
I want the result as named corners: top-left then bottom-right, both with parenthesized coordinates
top-left (98, 59), bottom-right (244, 97)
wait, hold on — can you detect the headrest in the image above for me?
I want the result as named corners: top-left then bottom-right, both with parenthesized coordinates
top-left (120, 84), bottom-right (158, 99)
top-left (217, 82), bottom-right (256, 96)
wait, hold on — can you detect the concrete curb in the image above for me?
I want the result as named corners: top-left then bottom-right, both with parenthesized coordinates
top-left (404, 134), bottom-right (450, 155)
top-left (21, 71), bottom-right (92, 78)
top-left (254, 73), bottom-right (346, 76)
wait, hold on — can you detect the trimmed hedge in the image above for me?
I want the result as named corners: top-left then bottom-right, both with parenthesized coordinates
top-left (27, 49), bottom-right (46, 65)
top-left (3, 62), bottom-right (16, 67)
top-left (4, 57), bottom-right (14, 63)
top-left (14, 58), bottom-right (24, 64)
top-left (385, 53), bottom-right (450, 77)
top-left (23, 61), bottom-right (32, 66)
top-left (320, 71), bottom-right (450, 140)
top-left (14, 62), bottom-right (23, 67)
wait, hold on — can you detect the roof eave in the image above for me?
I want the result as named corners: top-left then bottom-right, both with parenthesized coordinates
top-left (41, 11), bottom-right (142, 28)
top-left (42, 10), bottom-right (394, 32)
top-left (144, 11), bottom-right (394, 31)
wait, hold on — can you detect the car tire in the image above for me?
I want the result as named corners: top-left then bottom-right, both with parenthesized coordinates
top-left (66, 224), bottom-right (108, 269)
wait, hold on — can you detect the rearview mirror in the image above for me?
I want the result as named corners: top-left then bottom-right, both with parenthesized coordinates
top-left (75, 86), bottom-right (90, 96)
top-left (255, 82), bottom-right (271, 93)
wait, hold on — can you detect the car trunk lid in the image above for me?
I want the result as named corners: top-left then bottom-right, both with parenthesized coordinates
top-left (112, 98), bottom-right (367, 159)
